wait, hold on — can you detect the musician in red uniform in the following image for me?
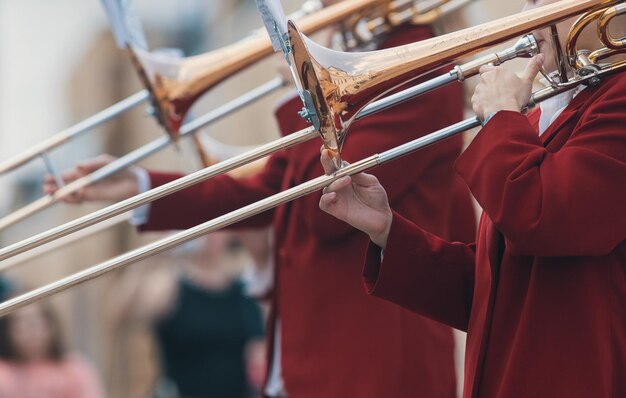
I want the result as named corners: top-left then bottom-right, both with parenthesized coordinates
top-left (319, 1), bottom-right (626, 397)
top-left (46, 15), bottom-right (476, 398)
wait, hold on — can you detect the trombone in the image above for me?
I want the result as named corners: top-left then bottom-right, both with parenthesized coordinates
top-left (289, 0), bottom-right (620, 167)
top-left (0, 0), bottom-right (321, 177)
top-left (0, 91), bottom-right (150, 175)
top-left (0, 35), bottom-right (539, 262)
top-left (0, 0), bottom-right (463, 230)
top-left (132, 0), bottom-right (472, 140)
top-left (0, 137), bottom-right (266, 274)
top-left (0, 78), bottom-right (285, 230)
top-left (0, 0), bottom-right (623, 316)
top-left (340, 0), bottom-right (471, 49)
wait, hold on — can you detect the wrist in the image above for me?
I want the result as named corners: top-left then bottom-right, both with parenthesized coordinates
top-left (483, 101), bottom-right (520, 117)
top-left (370, 211), bottom-right (392, 250)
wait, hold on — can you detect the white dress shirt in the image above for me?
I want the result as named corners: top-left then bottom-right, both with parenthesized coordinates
top-left (537, 85), bottom-right (584, 136)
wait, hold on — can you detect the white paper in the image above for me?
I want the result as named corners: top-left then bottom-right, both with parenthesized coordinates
top-left (255, 0), bottom-right (289, 52)
top-left (99, 0), bottom-right (148, 50)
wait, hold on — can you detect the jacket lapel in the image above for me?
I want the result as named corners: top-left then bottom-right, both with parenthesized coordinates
top-left (539, 84), bottom-right (598, 146)
top-left (527, 108), bottom-right (541, 132)
top-left (465, 214), bottom-right (503, 398)
top-left (540, 108), bottom-right (576, 145)
top-left (480, 215), bottom-right (502, 275)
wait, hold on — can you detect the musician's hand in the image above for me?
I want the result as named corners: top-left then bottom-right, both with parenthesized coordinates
top-left (319, 148), bottom-right (392, 249)
top-left (472, 54), bottom-right (544, 120)
top-left (43, 154), bottom-right (141, 203)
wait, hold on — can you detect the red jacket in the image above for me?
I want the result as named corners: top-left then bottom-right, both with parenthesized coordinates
top-left (364, 71), bottom-right (626, 397)
top-left (142, 25), bottom-right (475, 398)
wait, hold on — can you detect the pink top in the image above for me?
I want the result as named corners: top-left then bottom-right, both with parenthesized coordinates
top-left (0, 354), bottom-right (104, 398)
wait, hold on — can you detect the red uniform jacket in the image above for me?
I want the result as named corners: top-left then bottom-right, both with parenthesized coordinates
top-left (364, 71), bottom-right (626, 397)
top-left (142, 25), bottom-right (476, 398)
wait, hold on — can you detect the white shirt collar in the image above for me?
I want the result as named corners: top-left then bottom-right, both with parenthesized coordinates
top-left (538, 82), bottom-right (586, 136)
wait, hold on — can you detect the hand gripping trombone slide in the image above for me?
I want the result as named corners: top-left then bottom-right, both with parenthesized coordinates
top-left (0, 0), bottom-right (624, 316)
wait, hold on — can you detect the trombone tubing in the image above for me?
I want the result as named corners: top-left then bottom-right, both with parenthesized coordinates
top-left (0, 125), bottom-right (318, 260)
top-left (0, 77), bottom-right (284, 231)
top-left (0, 116), bottom-right (481, 317)
top-left (1, 62), bottom-right (622, 317)
top-left (0, 68), bottom-right (474, 261)
top-left (0, 213), bottom-right (131, 273)
top-left (357, 35), bottom-right (539, 119)
top-left (0, 35), bottom-right (539, 261)
top-left (0, 90), bottom-right (150, 175)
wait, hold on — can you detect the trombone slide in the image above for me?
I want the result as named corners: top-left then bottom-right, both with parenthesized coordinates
top-left (0, 90), bottom-right (150, 175)
top-left (0, 126), bottom-right (319, 261)
top-left (1, 0), bottom-right (624, 315)
top-left (1, 61), bottom-right (622, 316)
top-left (0, 35), bottom-right (540, 259)
top-left (0, 117), bottom-right (520, 317)
top-left (0, 77), bottom-right (285, 231)
top-left (0, 213), bottom-right (131, 273)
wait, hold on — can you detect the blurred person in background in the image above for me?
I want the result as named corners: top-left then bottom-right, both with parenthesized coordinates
top-left (0, 287), bottom-right (104, 398)
top-left (0, 279), bottom-right (11, 303)
top-left (44, 2), bottom-right (476, 397)
top-left (112, 232), bottom-right (266, 398)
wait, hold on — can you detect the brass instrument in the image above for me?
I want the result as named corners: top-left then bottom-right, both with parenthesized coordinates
top-left (567, 1), bottom-right (626, 66)
top-left (0, 139), bottom-right (266, 274)
top-left (0, 1), bottom-right (317, 177)
top-left (341, 0), bottom-right (472, 49)
top-left (0, 1), bottom-right (374, 229)
top-left (0, 91), bottom-right (150, 176)
top-left (0, 0), bottom-right (624, 316)
top-left (132, 0), bottom-right (472, 141)
top-left (288, 0), bottom-right (622, 167)
top-left (0, 34), bottom-right (538, 262)
top-left (0, 79), bottom-right (285, 231)
top-left (131, 0), bottom-right (375, 140)
top-left (0, 0), bottom-right (466, 231)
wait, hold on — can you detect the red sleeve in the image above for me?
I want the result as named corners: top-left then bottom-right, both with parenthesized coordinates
top-left (140, 150), bottom-right (287, 231)
top-left (296, 79), bottom-right (465, 242)
top-left (455, 81), bottom-right (626, 257)
top-left (363, 212), bottom-right (476, 331)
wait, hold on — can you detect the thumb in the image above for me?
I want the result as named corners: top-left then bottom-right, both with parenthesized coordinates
top-left (521, 54), bottom-right (544, 85)
top-left (320, 149), bottom-right (338, 175)
top-left (350, 172), bottom-right (379, 187)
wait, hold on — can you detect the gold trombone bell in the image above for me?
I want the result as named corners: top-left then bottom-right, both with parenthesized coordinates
top-left (288, 0), bottom-right (614, 167)
top-left (130, 0), bottom-right (476, 141)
